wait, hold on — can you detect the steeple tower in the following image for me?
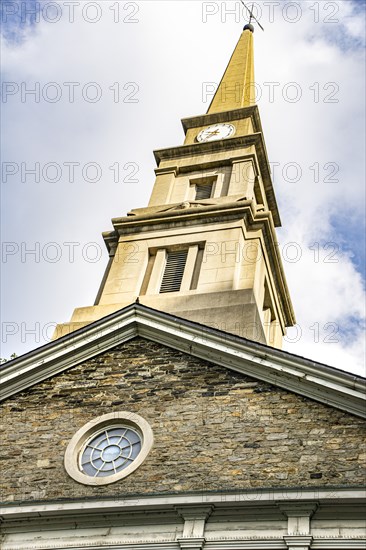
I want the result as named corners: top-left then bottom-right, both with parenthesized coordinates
top-left (54, 26), bottom-right (296, 348)
top-left (208, 28), bottom-right (255, 114)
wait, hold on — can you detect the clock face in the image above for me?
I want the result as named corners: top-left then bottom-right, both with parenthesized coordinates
top-left (197, 123), bottom-right (236, 143)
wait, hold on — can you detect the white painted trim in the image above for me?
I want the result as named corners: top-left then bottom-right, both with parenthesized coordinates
top-left (3, 541), bottom-right (360, 550)
top-left (0, 305), bottom-right (365, 418)
top-left (1, 489), bottom-right (365, 550)
top-left (1, 487), bottom-right (365, 518)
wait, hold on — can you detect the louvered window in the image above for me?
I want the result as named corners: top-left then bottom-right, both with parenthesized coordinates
top-left (195, 183), bottom-right (213, 200)
top-left (160, 250), bottom-right (188, 293)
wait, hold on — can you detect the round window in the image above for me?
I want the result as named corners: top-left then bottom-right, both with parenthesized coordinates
top-left (80, 426), bottom-right (142, 478)
top-left (64, 412), bottom-right (153, 486)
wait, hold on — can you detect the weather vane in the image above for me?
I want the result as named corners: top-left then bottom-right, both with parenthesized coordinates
top-left (239, 1), bottom-right (265, 32)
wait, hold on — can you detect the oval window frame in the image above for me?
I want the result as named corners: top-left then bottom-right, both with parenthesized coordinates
top-left (64, 412), bottom-right (153, 486)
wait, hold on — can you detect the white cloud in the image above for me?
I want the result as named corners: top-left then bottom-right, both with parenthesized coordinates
top-left (1, 1), bottom-right (365, 376)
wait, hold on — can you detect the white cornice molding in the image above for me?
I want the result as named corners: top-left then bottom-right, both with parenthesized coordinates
top-left (1, 489), bottom-right (365, 550)
top-left (1, 487), bottom-right (365, 519)
top-left (0, 305), bottom-right (365, 419)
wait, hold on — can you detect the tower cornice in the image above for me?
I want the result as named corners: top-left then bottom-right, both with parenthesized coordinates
top-left (181, 105), bottom-right (262, 134)
top-left (102, 200), bottom-right (295, 328)
top-left (154, 132), bottom-right (281, 227)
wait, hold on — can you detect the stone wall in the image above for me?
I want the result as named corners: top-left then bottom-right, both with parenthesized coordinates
top-left (1, 337), bottom-right (365, 502)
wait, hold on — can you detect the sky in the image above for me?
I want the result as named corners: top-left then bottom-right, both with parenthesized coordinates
top-left (1, 0), bottom-right (365, 375)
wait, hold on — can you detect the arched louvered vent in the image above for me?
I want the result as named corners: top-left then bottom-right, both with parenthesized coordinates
top-left (159, 250), bottom-right (188, 293)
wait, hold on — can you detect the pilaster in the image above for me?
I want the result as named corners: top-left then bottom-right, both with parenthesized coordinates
top-left (280, 502), bottom-right (318, 549)
top-left (175, 506), bottom-right (214, 550)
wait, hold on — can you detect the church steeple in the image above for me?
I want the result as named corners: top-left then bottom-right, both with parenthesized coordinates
top-left (208, 28), bottom-right (256, 114)
top-left (54, 26), bottom-right (295, 349)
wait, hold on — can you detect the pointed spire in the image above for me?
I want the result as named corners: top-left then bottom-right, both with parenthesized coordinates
top-left (207, 28), bottom-right (255, 114)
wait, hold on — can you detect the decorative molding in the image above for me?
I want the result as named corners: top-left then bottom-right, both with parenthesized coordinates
top-left (181, 106), bottom-right (262, 133)
top-left (0, 305), bottom-right (365, 419)
top-left (175, 505), bottom-right (214, 522)
top-left (279, 502), bottom-right (319, 518)
top-left (175, 506), bottom-right (214, 545)
top-left (176, 538), bottom-right (206, 550)
top-left (0, 541), bottom-right (180, 550)
top-left (153, 132), bottom-right (280, 227)
top-left (64, 411), bottom-right (154, 486)
top-left (2, 537), bottom-right (366, 550)
top-left (2, 539), bottom-right (366, 550)
top-left (154, 166), bottom-right (178, 177)
top-left (279, 502), bottom-right (318, 538)
top-left (1, 487), bottom-right (365, 518)
top-left (204, 542), bottom-right (286, 550)
top-left (1, 492), bottom-right (365, 549)
top-left (283, 535), bottom-right (313, 549)
top-left (107, 197), bottom-right (292, 328)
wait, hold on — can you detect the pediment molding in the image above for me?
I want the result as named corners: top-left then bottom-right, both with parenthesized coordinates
top-left (1, 304), bottom-right (365, 419)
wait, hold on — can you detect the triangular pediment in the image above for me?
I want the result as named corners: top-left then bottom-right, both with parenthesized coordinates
top-left (1, 303), bottom-right (365, 418)
top-left (2, 331), bottom-right (365, 508)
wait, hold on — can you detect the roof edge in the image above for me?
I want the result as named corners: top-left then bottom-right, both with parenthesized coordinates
top-left (0, 304), bottom-right (365, 418)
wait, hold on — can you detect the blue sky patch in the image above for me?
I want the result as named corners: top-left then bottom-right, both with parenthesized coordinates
top-left (1, 0), bottom-right (42, 43)
top-left (330, 212), bottom-right (366, 281)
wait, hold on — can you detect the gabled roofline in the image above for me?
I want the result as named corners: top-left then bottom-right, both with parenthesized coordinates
top-left (1, 303), bottom-right (365, 418)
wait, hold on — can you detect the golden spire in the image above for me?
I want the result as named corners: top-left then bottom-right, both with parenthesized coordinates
top-left (207, 27), bottom-right (255, 114)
